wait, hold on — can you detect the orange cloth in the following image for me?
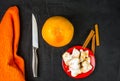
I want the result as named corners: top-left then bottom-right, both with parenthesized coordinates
top-left (0, 6), bottom-right (25, 81)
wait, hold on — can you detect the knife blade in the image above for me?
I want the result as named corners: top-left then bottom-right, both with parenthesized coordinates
top-left (32, 13), bottom-right (39, 77)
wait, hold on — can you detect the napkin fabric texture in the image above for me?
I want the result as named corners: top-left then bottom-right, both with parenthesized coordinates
top-left (0, 6), bottom-right (25, 81)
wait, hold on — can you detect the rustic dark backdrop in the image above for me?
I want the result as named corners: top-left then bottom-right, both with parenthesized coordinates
top-left (0, 0), bottom-right (120, 81)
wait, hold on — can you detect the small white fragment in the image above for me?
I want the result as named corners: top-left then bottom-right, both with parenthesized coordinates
top-left (72, 48), bottom-right (80, 58)
top-left (69, 58), bottom-right (80, 69)
top-left (62, 52), bottom-right (72, 65)
top-left (81, 61), bottom-right (92, 73)
top-left (85, 57), bottom-right (91, 63)
top-left (70, 69), bottom-right (82, 77)
top-left (80, 50), bottom-right (89, 62)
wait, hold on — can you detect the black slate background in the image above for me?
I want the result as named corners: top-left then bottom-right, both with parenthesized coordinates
top-left (0, 0), bottom-right (120, 81)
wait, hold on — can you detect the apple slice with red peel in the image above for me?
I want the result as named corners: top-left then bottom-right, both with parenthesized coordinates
top-left (62, 46), bottom-right (95, 79)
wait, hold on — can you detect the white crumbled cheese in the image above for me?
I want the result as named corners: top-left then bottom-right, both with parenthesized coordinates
top-left (85, 57), bottom-right (91, 63)
top-left (69, 58), bottom-right (80, 69)
top-left (80, 49), bottom-right (89, 62)
top-left (70, 69), bottom-right (82, 77)
top-left (62, 52), bottom-right (72, 65)
top-left (82, 61), bottom-right (89, 67)
top-left (71, 48), bottom-right (80, 58)
top-left (80, 49), bottom-right (89, 57)
top-left (62, 48), bottom-right (92, 77)
top-left (81, 61), bottom-right (92, 73)
top-left (68, 58), bottom-right (81, 77)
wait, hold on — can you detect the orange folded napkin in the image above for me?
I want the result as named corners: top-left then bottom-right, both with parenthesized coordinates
top-left (0, 6), bottom-right (25, 81)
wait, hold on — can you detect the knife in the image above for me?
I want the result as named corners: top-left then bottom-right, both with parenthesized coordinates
top-left (32, 13), bottom-right (39, 77)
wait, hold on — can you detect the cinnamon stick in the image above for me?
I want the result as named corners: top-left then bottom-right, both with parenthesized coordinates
top-left (95, 24), bottom-right (100, 46)
top-left (82, 30), bottom-right (95, 48)
top-left (91, 34), bottom-right (96, 53)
